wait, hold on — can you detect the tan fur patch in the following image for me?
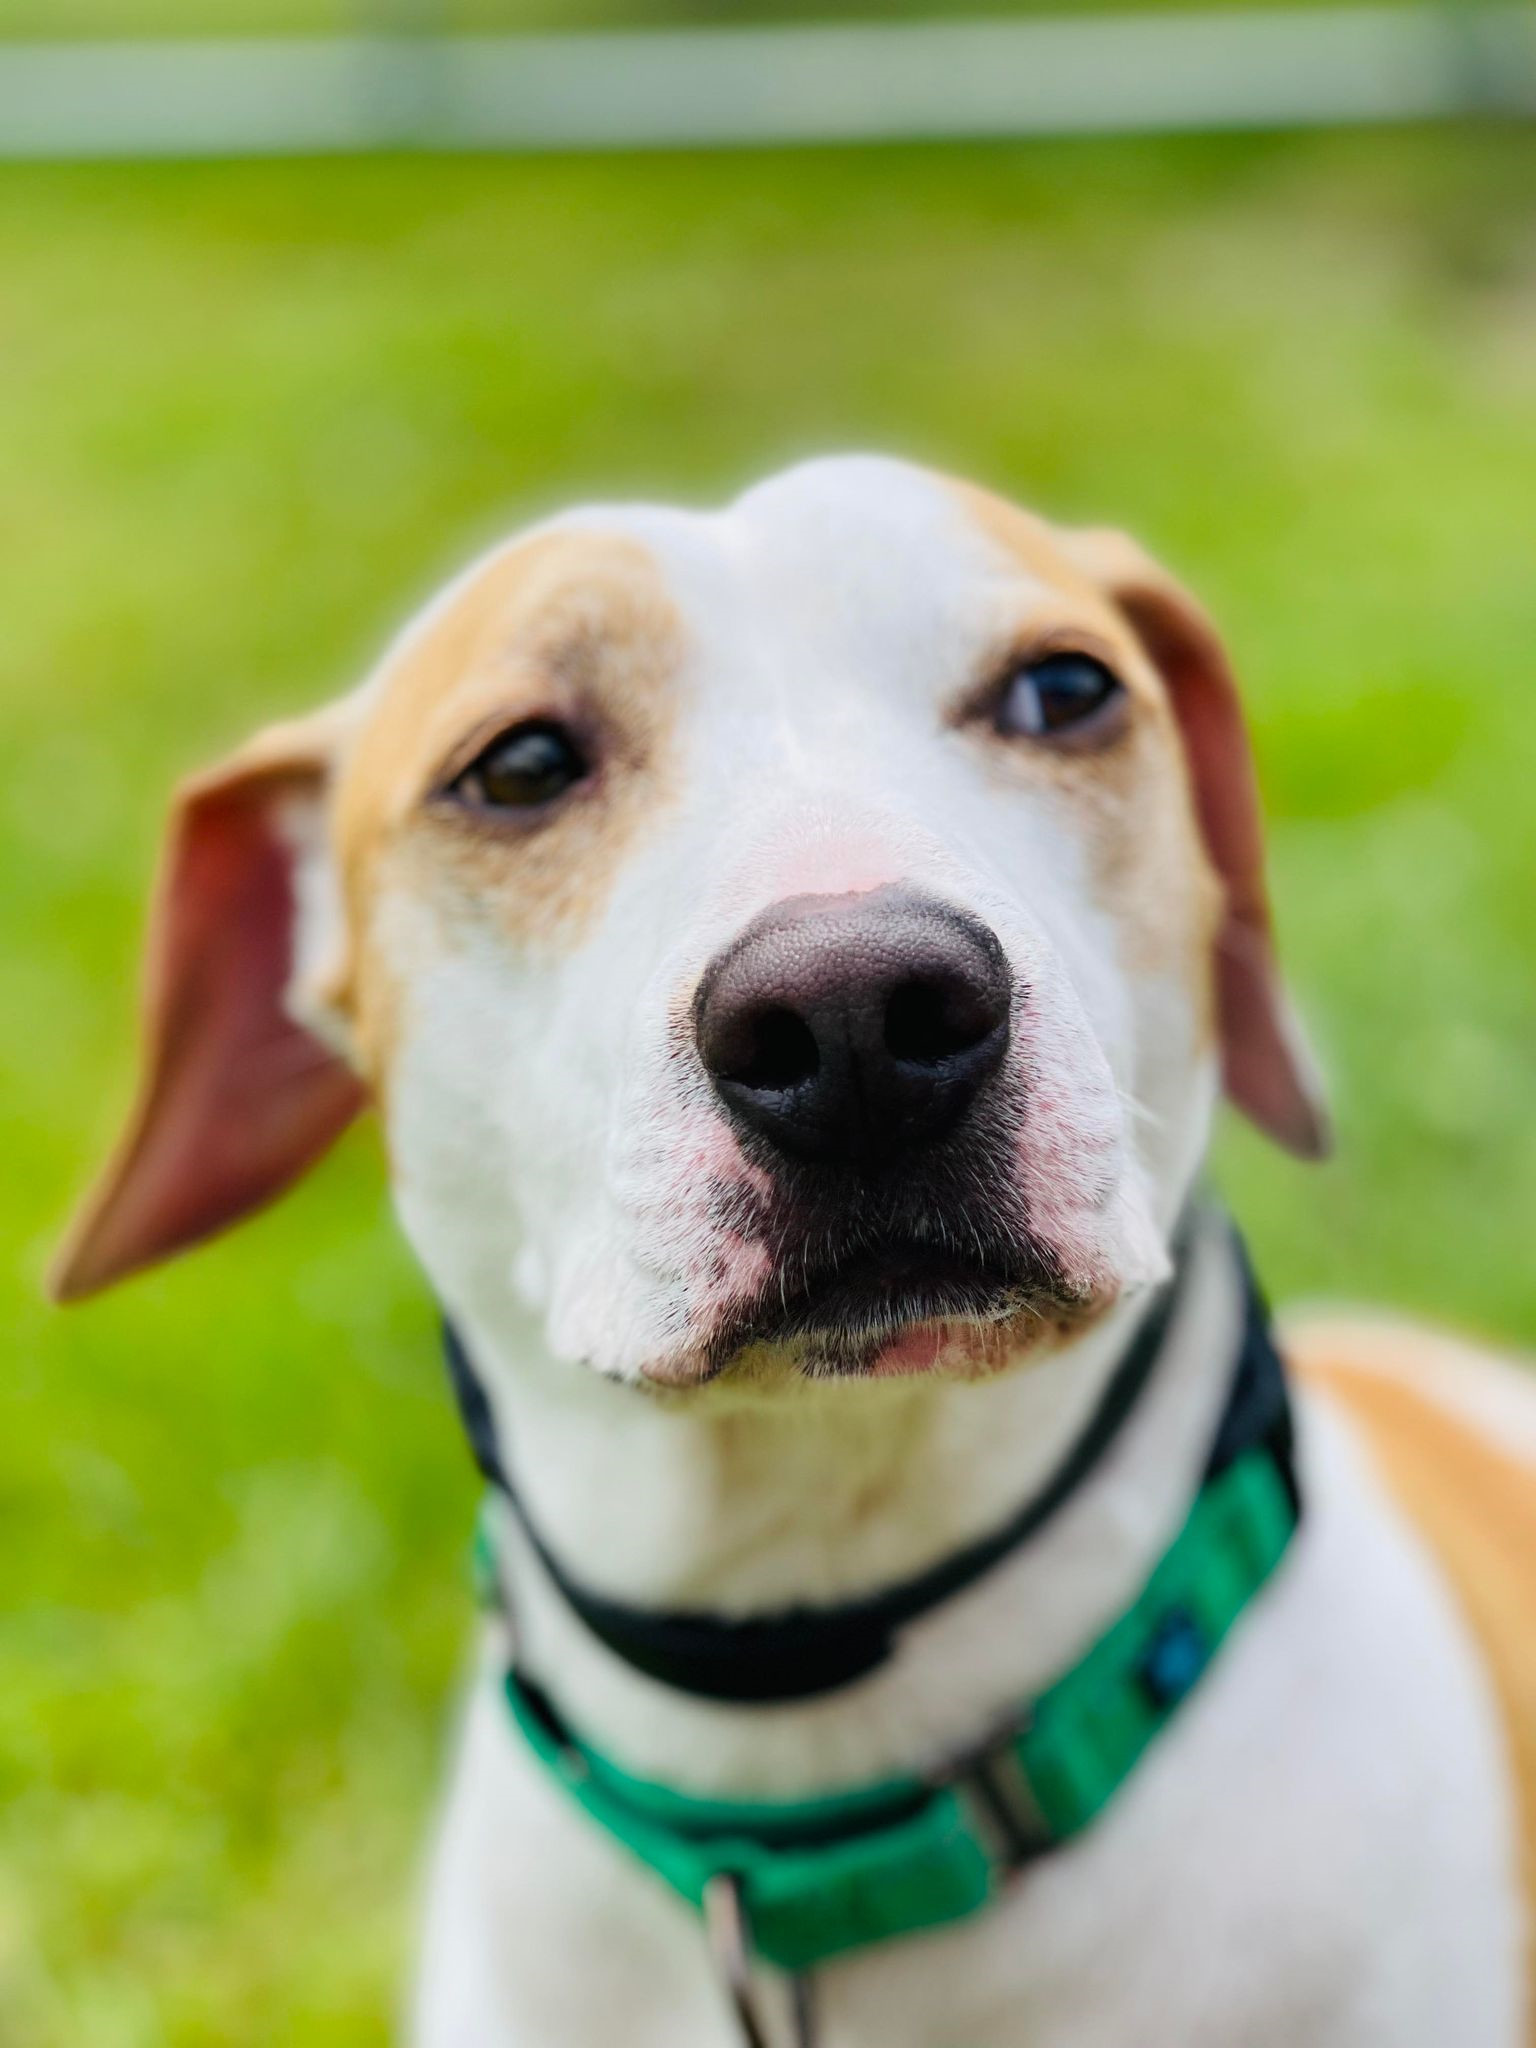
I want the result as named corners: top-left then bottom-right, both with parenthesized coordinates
top-left (329, 530), bottom-right (686, 1080)
top-left (1295, 1337), bottom-right (1536, 2044)
top-left (951, 480), bottom-right (1128, 616)
top-left (949, 478), bottom-right (1221, 1010)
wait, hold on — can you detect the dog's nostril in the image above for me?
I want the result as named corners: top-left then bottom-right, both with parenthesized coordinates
top-left (884, 978), bottom-right (994, 1067)
top-left (722, 1006), bottom-right (821, 1092)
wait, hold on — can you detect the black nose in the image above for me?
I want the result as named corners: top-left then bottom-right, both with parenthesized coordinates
top-left (694, 887), bottom-right (1012, 1171)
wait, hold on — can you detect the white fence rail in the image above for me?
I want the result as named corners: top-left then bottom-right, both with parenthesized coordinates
top-left (0, 6), bottom-right (1531, 160)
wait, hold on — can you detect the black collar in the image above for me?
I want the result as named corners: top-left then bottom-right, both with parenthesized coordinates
top-left (442, 1225), bottom-right (1294, 1704)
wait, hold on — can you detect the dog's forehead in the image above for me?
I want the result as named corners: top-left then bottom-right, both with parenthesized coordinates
top-left (552, 455), bottom-right (1104, 653)
top-left (724, 454), bottom-right (1082, 591)
top-left (339, 456), bottom-right (1132, 865)
top-left (357, 458), bottom-right (1111, 737)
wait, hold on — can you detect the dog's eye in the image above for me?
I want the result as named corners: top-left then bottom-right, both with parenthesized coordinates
top-left (450, 720), bottom-right (590, 810)
top-left (994, 653), bottom-right (1124, 740)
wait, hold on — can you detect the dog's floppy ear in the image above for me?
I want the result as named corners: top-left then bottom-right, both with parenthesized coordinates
top-left (49, 711), bottom-right (367, 1302)
top-left (1061, 526), bottom-right (1330, 1160)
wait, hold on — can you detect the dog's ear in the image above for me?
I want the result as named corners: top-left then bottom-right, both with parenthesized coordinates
top-left (49, 711), bottom-right (367, 1302)
top-left (1060, 526), bottom-right (1331, 1160)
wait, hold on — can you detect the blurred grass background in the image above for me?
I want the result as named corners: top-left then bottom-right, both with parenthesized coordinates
top-left (0, 0), bottom-right (1398, 38)
top-left (5, 122), bottom-right (1536, 2044)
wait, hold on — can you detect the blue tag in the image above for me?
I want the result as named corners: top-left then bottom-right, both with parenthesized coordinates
top-left (1139, 1608), bottom-right (1207, 1710)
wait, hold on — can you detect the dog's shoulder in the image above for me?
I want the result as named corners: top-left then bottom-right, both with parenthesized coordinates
top-left (1288, 1308), bottom-right (1536, 2038)
top-left (1285, 1311), bottom-right (1536, 1634)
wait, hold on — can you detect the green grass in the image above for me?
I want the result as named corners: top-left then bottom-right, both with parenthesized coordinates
top-left (4, 127), bottom-right (1536, 2044)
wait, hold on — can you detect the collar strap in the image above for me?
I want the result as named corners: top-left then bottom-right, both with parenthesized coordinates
top-left (498, 1423), bottom-right (1297, 1974)
top-left (443, 1242), bottom-right (1193, 1703)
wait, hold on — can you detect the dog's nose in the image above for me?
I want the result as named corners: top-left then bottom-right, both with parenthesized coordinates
top-left (694, 887), bottom-right (1012, 1170)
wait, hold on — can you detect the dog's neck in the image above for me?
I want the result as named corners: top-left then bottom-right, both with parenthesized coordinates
top-left (458, 1207), bottom-right (1247, 1797)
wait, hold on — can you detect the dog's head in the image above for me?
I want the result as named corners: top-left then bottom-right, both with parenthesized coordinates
top-left (53, 457), bottom-right (1326, 1386)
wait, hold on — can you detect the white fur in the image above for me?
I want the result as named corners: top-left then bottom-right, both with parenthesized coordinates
top-left (275, 458), bottom-right (1526, 2044)
top-left (413, 1235), bottom-right (1526, 2047)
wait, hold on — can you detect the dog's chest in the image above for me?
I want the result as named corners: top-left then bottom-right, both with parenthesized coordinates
top-left (414, 1396), bottom-right (1524, 2047)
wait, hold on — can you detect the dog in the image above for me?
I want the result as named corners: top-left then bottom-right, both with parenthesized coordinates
top-left (54, 456), bottom-right (1535, 2047)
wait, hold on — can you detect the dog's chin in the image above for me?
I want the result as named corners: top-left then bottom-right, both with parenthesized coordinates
top-left (818, 1296), bottom-right (1110, 1380)
top-left (785, 1283), bottom-right (1113, 1385)
top-left (646, 1237), bottom-right (1110, 1390)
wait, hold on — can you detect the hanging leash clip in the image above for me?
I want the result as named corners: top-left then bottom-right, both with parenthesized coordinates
top-left (702, 1873), bottom-right (817, 2048)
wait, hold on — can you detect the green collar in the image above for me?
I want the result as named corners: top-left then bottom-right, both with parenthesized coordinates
top-left (493, 1437), bottom-right (1297, 1976)
top-left (468, 1246), bottom-right (1301, 2009)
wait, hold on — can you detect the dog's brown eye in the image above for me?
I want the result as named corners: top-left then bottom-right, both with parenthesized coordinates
top-left (995, 653), bottom-right (1124, 740)
top-left (452, 720), bottom-right (589, 809)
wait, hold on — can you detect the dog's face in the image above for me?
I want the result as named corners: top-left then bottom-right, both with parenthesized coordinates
top-left (53, 458), bottom-right (1326, 1389)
